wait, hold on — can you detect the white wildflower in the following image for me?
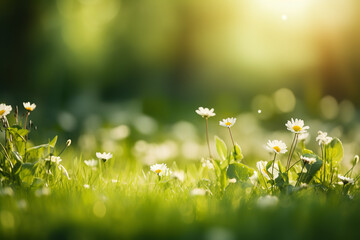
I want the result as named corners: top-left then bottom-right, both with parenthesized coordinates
top-left (150, 163), bottom-right (172, 177)
top-left (266, 140), bottom-right (288, 154)
top-left (316, 131), bottom-right (333, 145)
top-left (300, 155), bottom-right (316, 165)
top-left (338, 174), bottom-right (354, 185)
top-left (285, 118), bottom-right (309, 134)
top-left (23, 102), bottom-right (36, 112)
top-left (195, 107), bottom-right (216, 118)
top-left (0, 103), bottom-right (12, 118)
top-left (219, 117), bottom-right (236, 128)
top-left (96, 152), bottom-right (113, 162)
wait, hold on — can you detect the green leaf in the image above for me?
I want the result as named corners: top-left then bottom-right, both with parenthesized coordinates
top-left (220, 159), bottom-right (229, 170)
top-left (12, 151), bottom-right (23, 162)
top-left (7, 127), bottom-right (28, 141)
top-left (49, 136), bottom-right (58, 148)
top-left (227, 163), bottom-right (254, 182)
top-left (19, 163), bottom-right (35, 185)
top-left (231, 143), bottom-right (244, 161)
top-left (31, 178), bottom-right (45, 189)
top-left (25, 136), bottom-right (57, 163)
top-left (301, 153), bottom-right (323, 183)
top-left (302, 148), bottom-right (315, 155)
top-left (325, 138), bottom-right (343, 166)
top-left (13, 161), bottom-right (22, 174)
top-left (215, 136), bottom-right (227, 161)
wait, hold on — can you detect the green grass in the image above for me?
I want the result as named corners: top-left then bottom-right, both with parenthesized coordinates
top-left (1, 154), bottom-right (360, 239)
top-left (1, 106), bottom-right (360, 239)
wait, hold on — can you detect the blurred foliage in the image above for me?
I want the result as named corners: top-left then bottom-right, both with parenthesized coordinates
top-left (1, 0), bottom-right (360, 115)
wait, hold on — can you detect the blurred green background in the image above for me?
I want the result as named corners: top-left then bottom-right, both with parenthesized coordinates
top-left (1, 0), bottom-right (360, 161)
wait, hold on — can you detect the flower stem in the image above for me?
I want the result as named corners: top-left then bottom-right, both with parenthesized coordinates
top-left (205, 118), bottom-right (212, 159)
top-left (296, 163), bottom-right (306, 187)
top-left (323, 144), bottom-right (327, 183)
top-left (286, 134), bottom-right (298, 171)
top-left (288, 159), bottom-right (302, 171)
top-left (228, 127), bottom-right (235, 149)
top-left (271, 153), bottom-right (277, 193)
top-left (24, 112), bottom-right (30, 132)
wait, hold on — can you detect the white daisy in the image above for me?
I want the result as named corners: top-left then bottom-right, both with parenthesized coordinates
top-left (45, 155), bottom-right (62, 165)
top-left (195, 107), bottom-right (216, 118)
top-left (0, 103), bottom-right (12, 118)
top-left (256, 161), bottom-right (279, 180)
top-left (219, 117), bottom-right (236, 128)
top-left (23, 102), bottom-right (36, 112)
top-left (150, 163), bottom-right (172, 177)
top-left (338, 174), bottom-right (354, 185)
top-left (84, 159), bottom-right (98, 167)
top-left (300, 155), bottom-right (316, 165)
top-left (285, 118), bottom-right (309, 134)
top-left (266, 140), bottom-right (288, 154)
top-left (96, 152), bottom-right (113, 162)
top-left (316, 131), bottom-right (332, 145)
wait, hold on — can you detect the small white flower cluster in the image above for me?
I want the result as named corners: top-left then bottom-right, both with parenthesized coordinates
top-left (195, 107), bottom-right (237, 128)
top-left (316, 131), bottom-right (332, 145)
top-left (201, 158), bottom-right (214, 169)
top-left (45, 155), bottom-right (62, 165)
top-left (84, 152), bottom-right (113, 169)
top-left (0, 101), bottom-right (37, 118)
top-left (44, 155), bottom-right (70, 180)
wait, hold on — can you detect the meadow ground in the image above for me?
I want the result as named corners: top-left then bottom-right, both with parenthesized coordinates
top-left (1, 104), bottom-right (360, 239)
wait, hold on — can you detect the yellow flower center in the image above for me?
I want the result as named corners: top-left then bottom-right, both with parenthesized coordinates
top-left (273, 146), bottom-right (280, 153)
top-left (25, 107), bottom-right (33, 111)
top-left (0, 110), bottom-right (4, 115)
top-left (155, 169), bottom-right (162, 174)
top-left (292, 125), bottom-right (302, 132)
top-left (225, 122), bottom-right (232, 126)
